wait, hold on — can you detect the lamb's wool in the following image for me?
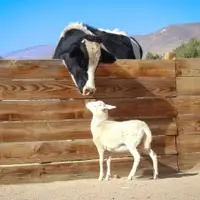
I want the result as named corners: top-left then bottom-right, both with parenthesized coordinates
top-left (86, 100), bottom-right (158, 181)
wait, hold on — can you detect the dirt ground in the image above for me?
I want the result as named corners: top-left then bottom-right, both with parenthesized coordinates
top-left (0, 171), bottom-right (200, 200)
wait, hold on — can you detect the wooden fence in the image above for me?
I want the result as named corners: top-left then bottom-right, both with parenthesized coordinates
top-left (0, 58), bottom-right (199, 184)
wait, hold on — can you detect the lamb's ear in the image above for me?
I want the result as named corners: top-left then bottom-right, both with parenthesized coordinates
top-left (105, 104), bottom-right (116, 110)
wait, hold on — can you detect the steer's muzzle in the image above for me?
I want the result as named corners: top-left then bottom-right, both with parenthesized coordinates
top-left (82, 87), bottom-right (96, 96)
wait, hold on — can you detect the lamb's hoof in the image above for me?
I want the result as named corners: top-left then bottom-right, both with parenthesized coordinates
top-left (105, 175), bottom-right (111, 181)
top-left (98, 176), bottom-right (104, 181)
top-left (128, 176), bottom-right (133, 180)
top-left (153, 174), bottom-right (159, 180)
top-left (113, 174), bottom-right (120, 179)
top-left (105, 174), bottom-right (111, 181)
top-left (128, 175), bottom-right (136, 180)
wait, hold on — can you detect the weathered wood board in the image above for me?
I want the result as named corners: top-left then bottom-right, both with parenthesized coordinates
top-left (178, 153), bottom-right (200, 171)
top-left (1, 58), bottom-right (200, 183)
top-left (0, 155), bottom-right (178, 184)
top-left (176, 58), bottom-right (200, 77)
top-left (0, 135), bottom-right (176, 165)
top-left (0, 77), bottom-right (176, 99)
top-left (176, 77), bottom-right (200, 96)
top-left (0, 118), bottom-right (177, 142)
top-left (0, 59), bottom-right (175, 79)
top-left (0, 98), bottom-right (176, 121)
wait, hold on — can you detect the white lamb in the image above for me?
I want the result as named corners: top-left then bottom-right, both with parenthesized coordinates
top-left (85, 100), bottom-right (158, 181)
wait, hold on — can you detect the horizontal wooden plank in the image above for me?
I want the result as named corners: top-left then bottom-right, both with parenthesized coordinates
top-left (97, 60), bottom-right (175, 78)
top-left (95, 77), bottom-right (176, 98)
top-left (104, 98), bottom-right (176, 119)
top-left (176, 77), bottom-right (200, 95)
top-left (0, 120), bottom-right (90, 142)
top-left (0, 59), bottom-right (175, 79)
top-left (0, 98), bottom-right (177, 121)
top-left (0, 77), bottom-right (176, 100)
top-left (0, 136), bottom-right (176, 165)
top-left (178, 153), bottom-right (200, 171)
top-left (173, 96), bottom-right (200, 115)
top-left (0, 79), bottom-right (79, 100)
top-left (0, 118), bottom-right (177, 143)
top-left (0, 99), bottom-right (87, 121)
top-left (177, 114), bottom-right (200, 135)
top-left (0, 59), bottom-right (69, 79)
top-left (177, 134), bottom-right (200, 154)
top-left (0, 155), bottom-right (178, 184)
top-left (176, 58), bottom-right (200, 77)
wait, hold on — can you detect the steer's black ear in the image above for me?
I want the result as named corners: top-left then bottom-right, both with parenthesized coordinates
top-left (68, 44), bottom-right (83, 58)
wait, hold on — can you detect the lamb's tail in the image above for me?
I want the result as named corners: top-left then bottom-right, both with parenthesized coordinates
top-left (143, 123), bottom-right (152, 150)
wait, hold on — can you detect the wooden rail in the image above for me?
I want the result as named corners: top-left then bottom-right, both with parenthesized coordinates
top-left (0, 58), bottom-right (200, 184)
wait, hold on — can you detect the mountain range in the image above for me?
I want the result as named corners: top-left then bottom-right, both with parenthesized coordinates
top-left (2, 22), bottom-right (200, 59)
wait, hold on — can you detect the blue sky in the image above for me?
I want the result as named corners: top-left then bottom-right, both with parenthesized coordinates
top-left (1, 0), bottom-right (200, 55)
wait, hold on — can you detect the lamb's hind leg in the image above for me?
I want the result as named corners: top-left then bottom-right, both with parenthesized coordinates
top-left (148, 149), bottom-right (158, 179)
top-left (127, 147), bottom-right (140, 180)
top-left (143, 147), bottom-right (158, 179)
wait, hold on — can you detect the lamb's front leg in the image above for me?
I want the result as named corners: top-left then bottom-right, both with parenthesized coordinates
top-left (105, 155), bottom-right (112, 180)
top-left (98, 149), bottom-right (105, 181)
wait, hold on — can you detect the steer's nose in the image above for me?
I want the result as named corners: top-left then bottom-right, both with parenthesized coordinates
top-left (83, 87), bottom-right (96, 96)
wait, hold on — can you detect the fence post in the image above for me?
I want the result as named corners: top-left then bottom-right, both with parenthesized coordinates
top-left (163, 52), bottom-right (179, 170)
top-left (163, 52), bottom-right (176, 60)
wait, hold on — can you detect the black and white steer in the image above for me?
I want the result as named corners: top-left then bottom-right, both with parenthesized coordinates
top-left (52, 22), bottom-right (143, 96)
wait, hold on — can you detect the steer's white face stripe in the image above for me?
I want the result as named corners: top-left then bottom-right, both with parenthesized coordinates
top-left (130, 38), bottom-right (141, 59)
top-left (70, 74), bottom-right (78, 87)
top-left (82, 39), bottom-right (101, 94)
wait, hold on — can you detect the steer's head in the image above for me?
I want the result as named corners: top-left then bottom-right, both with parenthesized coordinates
top-left (66, 35), bottom-right (103, 96)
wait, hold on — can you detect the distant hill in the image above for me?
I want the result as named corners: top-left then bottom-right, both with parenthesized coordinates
top-left (134, 22), bottom-right (200, 55)
top-left (2, 45), bottom-right (56, 59)
top-left (2, 22), bottom-right (200, 59)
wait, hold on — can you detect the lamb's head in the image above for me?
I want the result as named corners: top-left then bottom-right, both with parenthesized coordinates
top-left (85, 100), bottom-right (116, 120)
